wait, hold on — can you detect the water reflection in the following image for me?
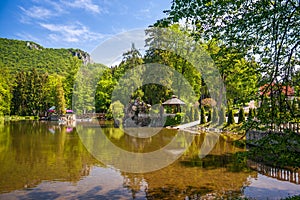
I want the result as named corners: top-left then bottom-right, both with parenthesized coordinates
top-left (0, 121), bottom-right (299, 199)
top-left (0, 121), bottom-right (100, 193)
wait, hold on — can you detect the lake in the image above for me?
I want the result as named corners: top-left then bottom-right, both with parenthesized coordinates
top-left (0, 120), bottom-right (299, 199)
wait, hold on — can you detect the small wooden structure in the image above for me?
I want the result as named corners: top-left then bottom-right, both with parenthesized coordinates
top-left (162, 95), bottom-right (185, 113)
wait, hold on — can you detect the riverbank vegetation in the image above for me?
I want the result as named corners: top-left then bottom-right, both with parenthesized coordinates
top-left (0, 0), bottom-right (299, 134)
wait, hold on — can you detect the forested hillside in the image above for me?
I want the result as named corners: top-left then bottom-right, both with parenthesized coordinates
top-left (0, 38), bottom-right (91, 76)
top-left (0, 38), bottom-right (104, 116)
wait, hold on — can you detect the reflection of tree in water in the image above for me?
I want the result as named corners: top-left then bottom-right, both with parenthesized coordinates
top-left (118, 133), bottom-right (256, 199)
top-left (103, 128), bottom-right (176, 153)
top-left (122, 173), bottom-right (146, 199)
top-left (0, 121), bottom-right (102, 193)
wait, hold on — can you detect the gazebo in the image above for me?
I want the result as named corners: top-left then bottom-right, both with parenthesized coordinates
top-left (162, 95), bottom-right (186, 113)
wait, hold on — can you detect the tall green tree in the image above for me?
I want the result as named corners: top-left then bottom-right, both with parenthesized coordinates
top-left (111, 44), bottom-right (144, 106)
top-left (212, 107), bottom-right (219, 124)
top-left (238, 107), bottom-right (245, 124)
top-left (0, 67), bottom-right (12, 115)
top-left (227, 109), bottom-right (235, 126)
top-left (200, 106), bottom-right (206, 124)
top-left (95, 68), bottom-right (115, 113)
top-left (158, 0), bottom-right (299, 124)
top-left (11, 70), bottom-right (48, 116)
top-left (145, 25), bottom-right (202, 103)
top-left (73, 64), bottom-right (105, 114)
top-left (54, 76), bottom-right (66, 115)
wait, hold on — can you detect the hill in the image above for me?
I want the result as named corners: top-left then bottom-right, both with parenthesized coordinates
top-left (0, 38), bottom-right (92, 76)
top-left (0, 38), bottom-right (108, 116)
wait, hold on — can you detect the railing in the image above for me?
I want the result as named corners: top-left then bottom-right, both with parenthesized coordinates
top-left (247, 160), bottom-right (300, 184)
top-left (251, 122), bottom-right (300, 134)
top-left (267, 122), bottom-right (300, 133)
top-left (76, 113), bottom-right (105, 119)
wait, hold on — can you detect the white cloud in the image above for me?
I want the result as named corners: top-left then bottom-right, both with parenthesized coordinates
top-left (19, 6), bottom-right (55, 20)
top-left (19, 0), bottom-right (101, 23)
top-left (61, 0), bottom-right (101, 14)
top-left (40, 22), bottom-right (105, 43)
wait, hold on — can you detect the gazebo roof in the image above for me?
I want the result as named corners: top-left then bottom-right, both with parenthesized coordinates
top-left (162, 95), bottom-right (186, 105)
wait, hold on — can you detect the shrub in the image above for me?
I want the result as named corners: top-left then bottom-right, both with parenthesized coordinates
top-left (248, 108), bottom-right (254, 121)
top-left (207, 109), bottom-right (212, 122)
top-left (184, 106), bottom-right (191, 123)
top-left (219, 106), bottom-right (226, 125)
top-left (238, 107), bottom-right (245, 123)
top-left (108, 100), bottom-right (124, 119)
top-left (227, 109), bottom-right (235, 125)
top-left (212, 107), bottom-right (219, 124)
top-left (194, 107), bottom-right (200, 121)
top-left (190, 107), bottom-right (194, 122)
top-left (201, 98), bottom-right (216, 108)
top-left (200, 107), bottom-right (206, 124)
top-left (165, 113), bottom-right (184, 126)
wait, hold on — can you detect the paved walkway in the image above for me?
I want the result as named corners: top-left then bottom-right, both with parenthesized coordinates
top-left (175, 120), bottom-right (200, 129)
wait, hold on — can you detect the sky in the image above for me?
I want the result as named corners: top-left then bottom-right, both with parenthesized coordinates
top-left (0, 0), bottom-right (171, 53)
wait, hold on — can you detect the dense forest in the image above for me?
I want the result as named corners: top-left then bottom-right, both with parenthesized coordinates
top-left (0, 37), bottom-right (98, 116)
top-left (77, 25), bottom-right (261, 119)
top-left (1, 18), bottom-right (298, 123)
top-left (0, 26), bottom-right (262, 118)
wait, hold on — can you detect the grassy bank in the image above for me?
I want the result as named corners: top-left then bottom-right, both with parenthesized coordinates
top-left (0, 115), bottom-right (39, 122)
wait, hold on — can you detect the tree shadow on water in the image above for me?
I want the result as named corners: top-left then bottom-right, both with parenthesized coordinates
top-left (145, 185), bottom-right (213, 200)
top-left (24, 189), bottom-right (60, 200)
top-left (180, 153), bottom-right (249, 172)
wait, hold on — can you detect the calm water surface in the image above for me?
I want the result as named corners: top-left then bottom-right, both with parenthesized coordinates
top-left (0, 121), bottom-right (299, 199)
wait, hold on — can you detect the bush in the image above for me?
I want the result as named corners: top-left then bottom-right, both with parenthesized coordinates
top-left (219, 106), bottom-right (226, 125)
top-left (165, 113), bottom-right (184, 126)
top-left (238, 107), bottom-right (245, 124)
top-left (190, 107), bottom-right (194, 122)
top-left (194, 107), bottom-right (200, 121)
top-left (184, 106), bottom-right (191, 123)
top-left (227, 109), bottom-right (235, 125)
top-left (248, 108), bottom-right (254, 121)
top-left (201, 98), bottom-right (216, 108)
top-left (212, 107), bottom-right (219, 124)
top-left (184, 115), bottom-right (190, 123)
top-left (207, 109), bottom-right (212, 122)
top-left (108, 100), bottom-right (124, 119)
top-left (200, 107), bottom-right (207, 124)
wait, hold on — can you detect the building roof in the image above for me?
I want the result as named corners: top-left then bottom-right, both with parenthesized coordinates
top-left (259, 83), bottom-right (295, 96)
top-left (162, 95), bottom-right (186, 105)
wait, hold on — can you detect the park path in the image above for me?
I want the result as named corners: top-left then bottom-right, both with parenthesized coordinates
top-left (175, 120), bottom-right (200, 129)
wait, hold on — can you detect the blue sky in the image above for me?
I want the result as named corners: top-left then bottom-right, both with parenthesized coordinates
top-left (0, 0), bottom-right (171, 53)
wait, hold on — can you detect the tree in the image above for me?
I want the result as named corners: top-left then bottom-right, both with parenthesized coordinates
top-left (95, 68), bottom-right (115, 113)
top-left (227, 109), bottom-right (235, 126)
top-left (11, 69), bottom-right (48, 116)
top-left (200, 106), bottom-right (206, 124)
top-left (145, 25), bottom-right (202, 103)
top-left (73, 64), bottom-right (105, 114)
top-left (110, 44), bottom-right (144, 106)
top-left (248, 108), bottom-right (254, 121)
top-left (194, 107), bottom-right (199, 121)
top-left (238, 107), bottom-right (245, 124)
top-left (158, 0), bottom-right (300, 124)
top-left (197, 40), bottom-right (260, 105)
top-left (54, 76), bottom-right (66, 115)
top-left (219, 106), bottom-right (226, 125)
top-left (212, 107), bottom-right (219, 124)
top-left (190, 106), bottom-right (195, 122)
top-left (0, 67), bottom-right (12, 115)
top-left (207, 109), bottom-right (212, 122)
